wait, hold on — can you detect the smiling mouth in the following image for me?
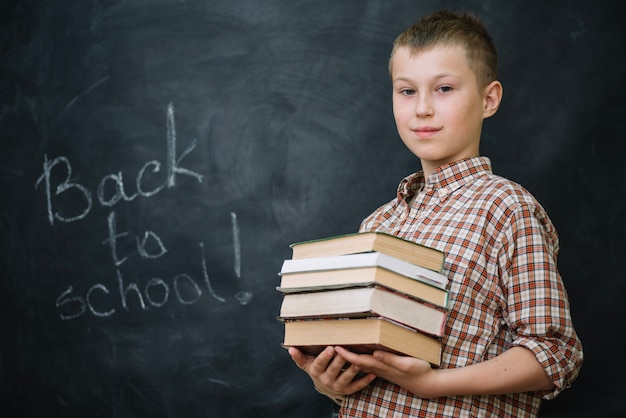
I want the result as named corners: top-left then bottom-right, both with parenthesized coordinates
top-left (412, 127), bottom-right (441, 138)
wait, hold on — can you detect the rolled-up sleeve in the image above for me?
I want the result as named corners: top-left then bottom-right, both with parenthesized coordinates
top-left (499, 205), bottom-right (584, 399)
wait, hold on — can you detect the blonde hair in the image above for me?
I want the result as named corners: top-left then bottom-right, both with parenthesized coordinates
top-left (390, 10), bottom-right (498, 88)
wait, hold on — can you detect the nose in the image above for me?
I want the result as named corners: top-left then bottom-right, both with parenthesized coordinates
top-left (415, 94), bottom-right (434, 117)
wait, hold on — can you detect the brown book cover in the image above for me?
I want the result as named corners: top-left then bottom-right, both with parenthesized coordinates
top-left (282, 317), bottom-right (442, 366)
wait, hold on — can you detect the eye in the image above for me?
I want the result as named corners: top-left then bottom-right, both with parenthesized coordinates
top-left (400, 88), bottom-right (416, 96)
top-left (437, 85), bottom-right (453, 93)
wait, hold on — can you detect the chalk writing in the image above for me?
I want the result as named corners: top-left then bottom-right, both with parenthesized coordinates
top-left (35, 102), bottom-right (203, 225)
top-left (231, 212), bottom-right (241, 279)
top-left (35, 155), bottom-right (93, 223)
top-left (37, 103), bottom-right (252, 320)
top-left (230, 212), bottom-right (253, 306)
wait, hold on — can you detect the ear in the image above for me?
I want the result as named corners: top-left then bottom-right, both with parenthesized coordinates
top-left (482, 80), bottom-right (503, 119)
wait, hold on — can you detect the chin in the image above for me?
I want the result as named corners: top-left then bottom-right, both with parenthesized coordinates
top-left (412, 151), bottom-right (449, 162)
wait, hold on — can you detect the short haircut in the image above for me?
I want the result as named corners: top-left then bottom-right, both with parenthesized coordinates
top-left (390, 10), bottom-right (498, 88)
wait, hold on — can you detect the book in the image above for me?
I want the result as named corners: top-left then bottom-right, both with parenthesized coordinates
top-left (290, 232), bottom-right (445, 273)
top-left (277, 266), bottom-right (448, 308)
top-left (279, 286), bottom-right (446, 337)
top-left (281, 317), bottom-right (442, 366)
top-left (280, 252), bottom-right (449, 290)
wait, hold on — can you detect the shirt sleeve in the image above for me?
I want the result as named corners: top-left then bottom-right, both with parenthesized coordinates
top-left (498, 203), bottom-right (583, 399)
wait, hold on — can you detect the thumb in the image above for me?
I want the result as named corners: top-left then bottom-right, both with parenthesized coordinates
top-left (288, 347), bottom-right (307, 367)
top-left (372, 350), bottom-right (394, 364)
top-left (372, 350), bottom-right (410, 369)
top-left (373, 350), bottom-right (431, 373)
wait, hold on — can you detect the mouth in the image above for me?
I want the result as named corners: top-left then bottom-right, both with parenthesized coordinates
top-left (412, 126), bottom-right (441, 138)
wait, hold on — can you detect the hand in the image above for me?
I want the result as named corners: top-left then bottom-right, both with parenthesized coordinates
top-left (288, 346), bottom-right (377, 402)
top-left (334, 347), bottom-right (438, 398)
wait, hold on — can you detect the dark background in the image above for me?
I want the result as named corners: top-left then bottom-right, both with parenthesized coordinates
top-left (1, 0), bottom-right (624, 416)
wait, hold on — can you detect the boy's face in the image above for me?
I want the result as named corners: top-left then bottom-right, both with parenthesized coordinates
top-left (391, 45), bottom-right (500, 174)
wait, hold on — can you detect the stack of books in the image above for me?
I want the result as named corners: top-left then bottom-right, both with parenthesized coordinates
top-left (277, 232), bottom-right (449, 366)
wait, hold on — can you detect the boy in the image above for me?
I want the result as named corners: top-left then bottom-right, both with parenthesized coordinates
top-left (289, 10), bottom-right (583, 417)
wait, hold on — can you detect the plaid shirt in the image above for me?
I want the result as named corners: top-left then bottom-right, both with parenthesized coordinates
top-left (341, 157), bottom-right (583, 417)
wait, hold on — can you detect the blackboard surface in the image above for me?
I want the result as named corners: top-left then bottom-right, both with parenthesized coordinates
top-left (1, 1), bottom-right (624, 417)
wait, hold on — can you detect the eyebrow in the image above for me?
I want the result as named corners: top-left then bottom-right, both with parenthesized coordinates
top-left (392, 74), bottom-right (458, 83)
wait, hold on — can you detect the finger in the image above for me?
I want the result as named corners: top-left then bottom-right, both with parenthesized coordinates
top-left (324, 349), bottom-right (351, 376)
top-left (371, 350), bottom-right (412, 371)
top-left (335, 346), bottom-right (362, 363)
top-left (336, 362), bottom-right (368, 383)
top-left (342, 369), bottom-right (378, 393)
top-left (322, 361), bottom-right (376, 396)
top-left (335, 347), bottom-right (393, 376)
top-left (373, 349), bottom-right (417, 366)
top-left (335, 346), bottom-right (377, 368)
top-left (309, 346), bottom-right (337, 375)
top-left (288, 346), bottom-right (302, 359)
top-left (372, 349), bottom-right (392, 363)
top-left (372, 349), bottom-right (432, 374)
top-left (288, 347), bottom-right (314, 370)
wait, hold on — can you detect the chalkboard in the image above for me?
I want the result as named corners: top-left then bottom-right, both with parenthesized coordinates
top-left (1, 1), bottom-right (624, 417)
